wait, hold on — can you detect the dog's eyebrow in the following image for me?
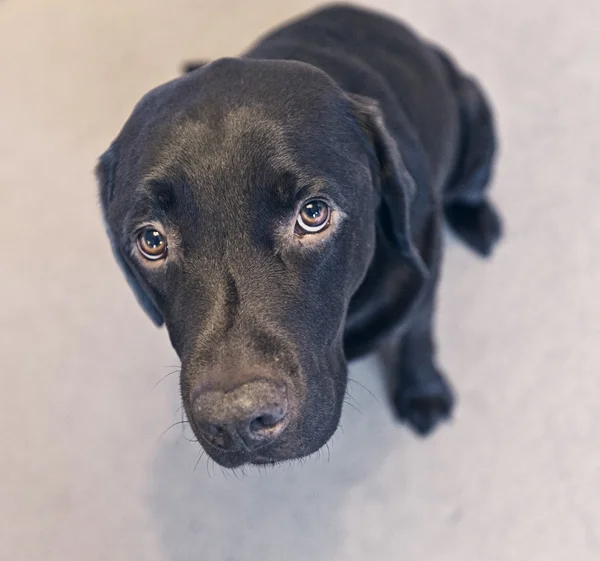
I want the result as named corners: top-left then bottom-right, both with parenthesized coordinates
top-left (119, 180), bottom-right (179, 236)
top-left (295, 178), bottom-right (331, 202)
top-left (268, 171), bottom-right (299, 206)
top-left (147, 180), bottom-right (177, 212)
top-left (270, 171), bottom-right (331, 207)
top-left (128, 179), bottom-right (178, 215)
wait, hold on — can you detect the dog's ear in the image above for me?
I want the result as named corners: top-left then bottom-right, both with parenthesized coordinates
top-left (96, 142), bottom-right (165, 327)
top-left (348, 94), bottom-right (429, 280)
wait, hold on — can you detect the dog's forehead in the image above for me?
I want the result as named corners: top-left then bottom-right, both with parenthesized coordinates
top-left (125, 58), bottom-right (348, 134)
top-left (114, 58), bottom-right (363, 205)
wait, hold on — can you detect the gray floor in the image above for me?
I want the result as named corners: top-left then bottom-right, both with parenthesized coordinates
top-left (1, 1), bottom-right (599, 560)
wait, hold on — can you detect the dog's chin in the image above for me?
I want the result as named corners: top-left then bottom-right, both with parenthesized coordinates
top-left (202, 443), bottom-right (329, 469)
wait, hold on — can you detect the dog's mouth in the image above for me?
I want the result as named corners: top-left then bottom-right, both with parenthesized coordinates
top-left (251, 457), bottom-right (278, 465)
top-left (188, 409), bottom-right (339, 469)
top-left (196, 439), bottom-right (305, 469)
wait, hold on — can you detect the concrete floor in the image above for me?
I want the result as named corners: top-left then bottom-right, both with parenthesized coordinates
top-left (1, 1), bottom-right (599, 560)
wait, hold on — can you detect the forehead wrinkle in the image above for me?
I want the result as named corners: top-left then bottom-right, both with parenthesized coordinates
top-left (196, 112), bottom-right (302, 211)
top-left (119, 176), bottom-right (191, 239)
top-left (148, 108), bottom-right (293, 187)
top-left (120, 188), bottom-right (163, 230)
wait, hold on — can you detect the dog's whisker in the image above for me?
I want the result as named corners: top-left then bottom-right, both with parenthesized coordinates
top-left (344, 389), bottom-right (361, 407)
top-left (207, 457), bottom-right (216, 479)
top-left (157, 419), bottom-right (189, 441)
top-left (343, 398), bottom-right (364, 416)
top-left (152, 369), bottom-right (181, 391)
top-left (180, 407), bottom-right (192, 438)
top-left (193, 449), bottom-right (206, 473)
top-left (219, 465), bottom-right (229, 480)
top-left (348, 378), bottom-right (381, 404)
top-left (180, 428), bottom-right (198, 443)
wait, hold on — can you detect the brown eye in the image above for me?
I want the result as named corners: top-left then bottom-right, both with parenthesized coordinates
top-left (296, 200), bottom-right (330, 234)
top-left (137, 228), bottom-right (167, 260)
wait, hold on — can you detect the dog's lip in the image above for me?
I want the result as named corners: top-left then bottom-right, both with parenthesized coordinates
top-left (194, 433), bottom-right (291, 467)
top-left (251, 458), bottom-right (278, 466)
top-left (198, 443), bottom-right (253, 468)
top-left (192, 428), bottom-right (275, 465)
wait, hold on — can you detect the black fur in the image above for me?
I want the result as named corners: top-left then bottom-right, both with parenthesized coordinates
top-left (97, 5), bottom-right (502, 468)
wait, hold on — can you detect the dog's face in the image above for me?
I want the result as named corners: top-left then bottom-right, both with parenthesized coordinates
top-left (97, 59), bottom-right (423, 467)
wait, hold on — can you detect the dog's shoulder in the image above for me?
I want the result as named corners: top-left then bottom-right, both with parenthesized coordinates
top-left (247, 4), bottom-right (430, 80)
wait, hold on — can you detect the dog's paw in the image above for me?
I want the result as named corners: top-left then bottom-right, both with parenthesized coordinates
top-left (445, 200), bottom-right (503, 257)
top-left (393, 372), bottom-right (454, 436)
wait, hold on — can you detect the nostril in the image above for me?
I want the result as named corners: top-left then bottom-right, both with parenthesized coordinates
top-left (250, 413), bottom-right (279, 432)
top-left (203, 423), bottom-right (224, 437)
top-left (248, 406), bottom-right (287, 436)
top-left (196, 421), bottom-right (227, 446)
top-left (249, 416), bottom-right (267, 433)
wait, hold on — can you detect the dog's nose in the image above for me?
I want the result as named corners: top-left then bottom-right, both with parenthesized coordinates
top-left (192, 380), bottom-right (289, 451)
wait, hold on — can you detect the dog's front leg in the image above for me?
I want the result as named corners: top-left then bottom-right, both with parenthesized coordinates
top-left (382, 273), bottom-right (455, 436)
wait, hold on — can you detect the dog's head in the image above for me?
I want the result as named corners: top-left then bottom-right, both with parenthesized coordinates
top-left (97, 58), bottom-right (425, 468)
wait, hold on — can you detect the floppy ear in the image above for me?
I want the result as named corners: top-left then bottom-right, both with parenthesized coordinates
top-left (96, 143), bottom-right (165, 327)
top-left (348, 94), bottom-right (429, 281)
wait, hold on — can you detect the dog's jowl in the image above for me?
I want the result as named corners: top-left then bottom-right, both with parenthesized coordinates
top-left (97, 5), bottom-right (502, 468)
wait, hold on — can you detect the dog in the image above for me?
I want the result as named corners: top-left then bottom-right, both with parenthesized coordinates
top-left (96, 4), bottom-right (502, 468)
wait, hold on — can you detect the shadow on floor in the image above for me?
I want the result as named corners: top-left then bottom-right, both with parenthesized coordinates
top-left (147, 354), bottom-right (400, 561)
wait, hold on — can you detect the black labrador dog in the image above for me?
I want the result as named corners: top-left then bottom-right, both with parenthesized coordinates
top-left (97, 4), bottom-right (502, 468)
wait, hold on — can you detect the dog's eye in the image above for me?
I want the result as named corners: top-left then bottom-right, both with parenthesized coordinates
top-left (296, 200), bottom-right (330, 234)
top-left (137, 227), bottom-right (167, 260)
